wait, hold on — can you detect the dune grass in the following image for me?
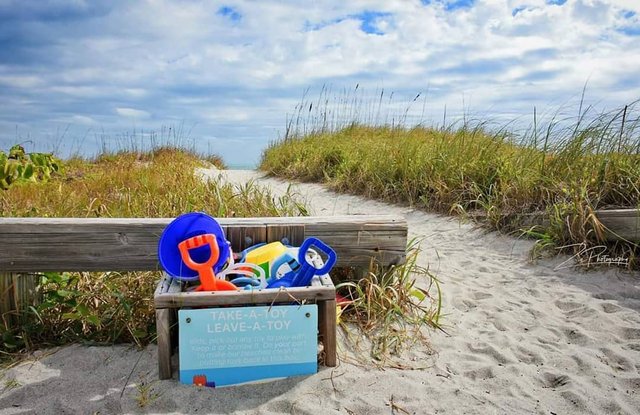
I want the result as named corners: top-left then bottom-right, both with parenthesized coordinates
top-left (261, 93), bottom-right (640, 269)
top-left (0, 147), bottom-right (308, 356)
top-left (336, 239), bottom-right (442, 366)
top-left (1, 145), bottom-right (441, 367)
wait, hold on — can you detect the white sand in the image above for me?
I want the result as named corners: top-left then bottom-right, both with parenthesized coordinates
top-left (1, 170), bottom-right (639, 414)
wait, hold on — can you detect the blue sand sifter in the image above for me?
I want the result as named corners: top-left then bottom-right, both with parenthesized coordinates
top-left (158, 212), bottom-right (231, 281)
top-left (266, 237), bottom-right (337, 288)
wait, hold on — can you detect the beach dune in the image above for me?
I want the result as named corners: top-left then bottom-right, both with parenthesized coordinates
top-left (1, 170), bottom-right (639, 414)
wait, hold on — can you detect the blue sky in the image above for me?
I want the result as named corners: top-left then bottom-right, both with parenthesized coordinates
top-left (1, 0), bottom-right (639, 166)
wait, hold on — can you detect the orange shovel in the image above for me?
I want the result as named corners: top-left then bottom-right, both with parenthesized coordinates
top-left (178, 234), bottom-right (238, 291)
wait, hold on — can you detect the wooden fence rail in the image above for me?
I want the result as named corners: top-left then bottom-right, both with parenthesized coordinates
top-left (0, 215), bottom-right (408, 330)
top-left (0, 215), bottom-right (408, 272)
top-left (595, 209), bottom-right (640, 242)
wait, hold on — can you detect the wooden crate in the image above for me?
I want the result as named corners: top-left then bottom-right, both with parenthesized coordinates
top-left (154, 272), bottom-right (337, 380)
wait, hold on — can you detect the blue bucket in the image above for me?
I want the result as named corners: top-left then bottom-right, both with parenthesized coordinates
top-left (158, 212), bottom-right (230, 280)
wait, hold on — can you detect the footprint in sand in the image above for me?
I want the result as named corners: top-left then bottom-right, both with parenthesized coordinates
top-left (554, 299), bottom-right (583, 311)
top-left (621, 327), bottom-right (640, 340)
top-left (560, 390), bottom-right (589, 413)
top-left (601, 302), bottom-right (622, 313)
top-left (570, 354), bottom-right (597, 375)
top-left (625, 342), bottom-right (640, 351)
top-left (617, 377), bottom-right (640, 392)
top-left (472, 291), bottom-right (493, 300)
top-left (452, 297), bottom-right (477, 312)
top-left (467, 342), bottom-right (512, 365)
top-left (561, 326), bottom-right (591, 346)
top-left (515, 345), bottom-right (544, 365)
top-left (463, 366), bottom-right (495, 380)
top-left (599, 347), bottom-right (634, 372)
top-left (490, 319), bottom-right (507, 332)
top-left (540, 372), bottom-right (571, 389)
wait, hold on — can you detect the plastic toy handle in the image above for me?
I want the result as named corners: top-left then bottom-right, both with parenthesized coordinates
top-left (178, 234), bottom-right (237, 291)
top-left (178, 234), bottom-right (219, 270)
top-left (270, 252), bottom-right (298, 281)
top-left (298, 237), bottom-right (337, 275)
top-left (291, 238), bottom-right (337, 287)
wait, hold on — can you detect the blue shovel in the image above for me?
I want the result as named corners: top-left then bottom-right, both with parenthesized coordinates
top-left (266, 237), bottom-right (337, 288)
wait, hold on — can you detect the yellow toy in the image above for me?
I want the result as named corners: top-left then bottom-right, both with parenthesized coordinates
top-left (242, 241), bottom-right (288, 279)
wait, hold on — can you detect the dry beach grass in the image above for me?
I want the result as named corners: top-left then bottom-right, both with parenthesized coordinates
top-left (0, 166), bottom-right (638, 414)
top-left (261, 94), bottom-right (640, 269)
top-left (0, 147), bottom-right (308, 355)
top-left (1, 97), bottom-right (640, 413)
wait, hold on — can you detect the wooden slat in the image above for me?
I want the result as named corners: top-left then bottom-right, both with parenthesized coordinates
top-left (0, 215), bottom-right (407, 272)
top-left (0, 272), bottom-right (15, 328)
top-left (156, 308), bottom-right (173, 380)
top-left (267, 224), bottom-right (305, 246)
top-left (319, 274), bottom-right (334, 288)
top-left (318, 299), bottom-right (337, 367)
top-left (167, 277), bottom-right (184, 294)
top-left (226, 225), bottom-right (267, 253)
top-left (0, 272), bottom-right (39, 328)
top-left (154, 273), bottom-right (172, 296)
top-left (154, 286), bottom-right (335, 308)
top-left (597, 209), bottom-right (640, 242)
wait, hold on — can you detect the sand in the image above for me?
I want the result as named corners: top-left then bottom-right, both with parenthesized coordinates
top-left (1, 169), bottom-right (639, 414)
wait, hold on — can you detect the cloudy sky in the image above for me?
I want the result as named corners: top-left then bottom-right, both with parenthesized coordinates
top-left (1, 0), bottom-right (639, 166)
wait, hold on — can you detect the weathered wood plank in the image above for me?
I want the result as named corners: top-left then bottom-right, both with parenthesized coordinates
top-left (597, 209), bottom-right (640, 242)
top-left (156, 308), bottom-right (173, 380)
top-left (0, 272), bottom-right (15, 328)
top-left (154, 286), bottom-right (335, 308)
top-left (0, 272), bottom-right (39, 328)
top-left (318, 299), bottom-right (337, 367)
top-left (227, 225), bottom-right (267, 253)
top-left (0, 215), bottom-right (407, 272)
top-left (266, 224), bottom-right (305, 246)
top-left (154, 274), bottom-right (172, 296)
top-left (319, 274), bottom-right (334, 288)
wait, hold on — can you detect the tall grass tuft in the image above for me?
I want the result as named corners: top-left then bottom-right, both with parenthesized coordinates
top-left (261, 88), bottom-right (640, 269)
top-left (337, 241), bottom-right (442, 366)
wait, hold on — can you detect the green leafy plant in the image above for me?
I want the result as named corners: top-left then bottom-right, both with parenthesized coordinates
top-left (135, 375), bottom-right (160, 408)
top-left (0, 145), bottom-right (61, 189)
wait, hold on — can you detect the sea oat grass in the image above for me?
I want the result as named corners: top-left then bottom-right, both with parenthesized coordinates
top-left (261, 100), bottom-right (640, 269)
top-left (336, 241), bottom-right (442, 366)
top-left (0, 146), bottom-right (307, 357)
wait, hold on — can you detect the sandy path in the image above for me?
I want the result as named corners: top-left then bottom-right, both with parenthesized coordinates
top-left (1, 169), bottom-right (639, 415)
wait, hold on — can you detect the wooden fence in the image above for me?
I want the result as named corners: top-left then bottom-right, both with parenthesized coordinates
top-left (0, 215), bottom-right (408, 326)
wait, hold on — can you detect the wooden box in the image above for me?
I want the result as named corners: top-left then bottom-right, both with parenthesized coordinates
top-left (153, 270), bottom-right (337, 380)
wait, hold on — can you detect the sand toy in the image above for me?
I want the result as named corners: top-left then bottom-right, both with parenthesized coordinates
top-left (158, 212), bottom-right (236, 291)
top-left (267, 237), bottom-right (336, 288)
top-left (177, 233), bottom-right (237, 291)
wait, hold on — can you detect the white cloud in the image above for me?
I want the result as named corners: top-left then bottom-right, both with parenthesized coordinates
top-left (115, 108), bottom-right (151, 119)
top-left (0, 75), bottom-right (44, 88)
top-left (0, 0), bottom-right (638, 165)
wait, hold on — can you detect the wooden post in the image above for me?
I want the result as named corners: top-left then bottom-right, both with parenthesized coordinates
top-left (0, 272), bottom-right (14, 329)
top-left (0, 272), bottom-right (39, 330)
top-left (318, 299), bottom-right (337, 367)
top-left (156, 308), bottom-right (173, 379)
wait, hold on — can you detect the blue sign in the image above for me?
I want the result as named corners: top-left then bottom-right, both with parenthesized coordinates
top-left (178, 305), bottom-right (318, 387)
